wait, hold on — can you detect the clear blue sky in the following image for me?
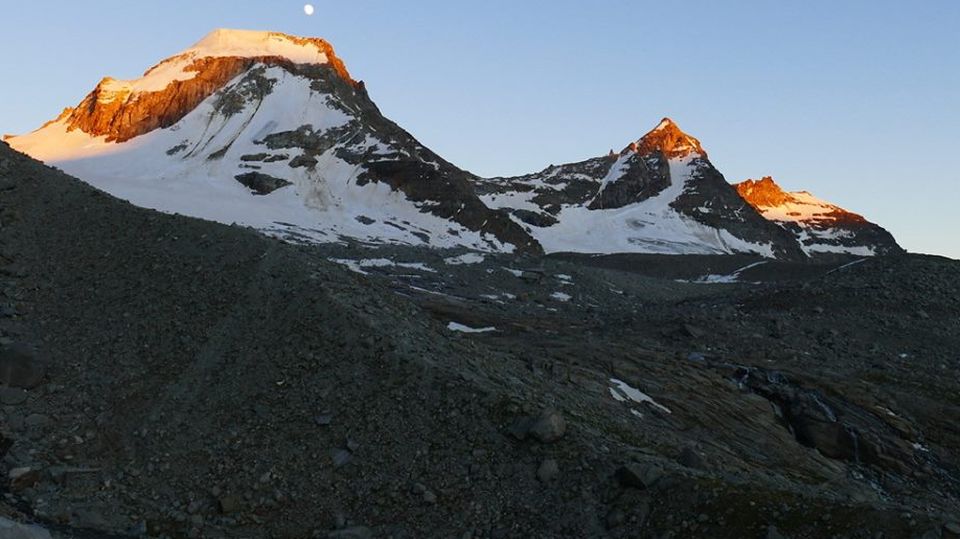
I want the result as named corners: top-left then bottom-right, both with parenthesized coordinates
top-left (2, 1), bottom-right (957, 259)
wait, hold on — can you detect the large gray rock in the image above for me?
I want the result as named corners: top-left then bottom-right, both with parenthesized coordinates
top-left (0, 343), bottom-right (46, 389)
top-left (528, 408), bottom-right (567, 443)
top-left (615, 463), bottom-right (664, 490)
top-left (0, 517), bottom-right (53, 539)
top-left (328, 526), bottom-right (373, 539)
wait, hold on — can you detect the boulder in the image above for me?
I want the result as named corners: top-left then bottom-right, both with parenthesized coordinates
top-left (615, 463), bottom-right (663, 490)
top-left (0, 343), bottom-right (46, 389)
top-left (0, 518), bottom-right (53, 539)
top-left (528, 408), bottom-right (566, 443)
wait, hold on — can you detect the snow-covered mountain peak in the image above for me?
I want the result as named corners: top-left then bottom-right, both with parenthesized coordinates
top-left (117, 29), bottom-right (354, 96)
top-left (9, 30), bottom-right (540, 254)
top-left (632, 117), bottom-right (706, 159)
top-left (176, 29), bottom-right (352, 78)
top-left (26, 29), bottom-right (358, 145)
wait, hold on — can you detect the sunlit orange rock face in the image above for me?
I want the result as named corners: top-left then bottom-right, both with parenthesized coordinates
top-left (735, 176), bottom-right (793, 208)
top-left (735, 177), bottom-right (868, 225)
top-left (634, 118), bottom-right (706, 159)
top-left (62, 36), bottom-right (355, 144)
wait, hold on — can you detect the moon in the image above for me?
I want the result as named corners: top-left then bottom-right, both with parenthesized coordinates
top-left (303, 4), bottom-right (315, 16)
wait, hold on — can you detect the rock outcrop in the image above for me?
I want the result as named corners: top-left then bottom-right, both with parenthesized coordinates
top-left (736, 176), bottom-right (902, 256)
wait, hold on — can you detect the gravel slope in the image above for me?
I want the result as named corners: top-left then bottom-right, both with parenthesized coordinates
top-left (1, 141), bottom-right (958, 538)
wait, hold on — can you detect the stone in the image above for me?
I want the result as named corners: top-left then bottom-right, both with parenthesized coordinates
top-left (0, 386), bottom-right (28, 405)
top-left (0, 343), bottom-right (46, 388)
top-left (327, 526), bottom-right (373, 539)
top-left (944, 521), bottom-right (960, 538)
top-left (0, 518), bottom-right (53, 539)
top-left (24, 414), bottom-right (50, 429)
top-left (766, 525), bottom-right (787, 539)
top-left (682, 323), bottom-right (707, 339)
top-left (606, 508), bottom-right (626, 529)
top-left (537, 459), bottom-right (559, 482)
top-left (677, 446), bottom-right (706, 470)
top-left (9, 467), bottom-right (41, 492)
top-left (234, 172), bottom-right (292, 196)
top-left (527, 408), bottom-right (566, 443)
top-left (218, 495), bottom-right (241, 514)
top-left (290, 155), bottom-right (319, 168)
top-left (331, 448), bottom-right (352, 467)
top-left (70, 508), bottom-right (109, 530)
top-left (615, 463), bottom-right (663, 490)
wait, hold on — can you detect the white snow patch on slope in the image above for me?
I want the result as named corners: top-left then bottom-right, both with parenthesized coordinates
top-left (609, 378), bottom-right (672, 414)
top-left (551, 292), bottom-right (572, 302)
top-left (444, 253), bottom-right (486, 265)
top-left (755, 191), bottom-right (840, 223)
top-left (447, 322), bottom-right (497, 334)
top-left (687, 260), bottom-right (768, 284)
top-left (330, 258), bottom-right (436, 275)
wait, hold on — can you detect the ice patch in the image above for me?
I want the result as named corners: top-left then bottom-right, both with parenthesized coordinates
top-left (686, 261), bottom-right (768, 284)
top-left (444, 253), bottom-right (486, 265)
top-left (330, 258), bottom-right (436, 276)
top-left (447, 322), bottom-right (497, 334)
top-left (609, 378), bottom-right (672, 414)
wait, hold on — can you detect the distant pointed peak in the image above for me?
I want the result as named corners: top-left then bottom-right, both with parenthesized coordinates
top-left (629, 117), bottom-right (706, 159)
top-left (653, 117), bottom-right (680, 132)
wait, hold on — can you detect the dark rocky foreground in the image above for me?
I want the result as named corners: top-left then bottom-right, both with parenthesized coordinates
top-left (1, 141), bottom-right (958, 538)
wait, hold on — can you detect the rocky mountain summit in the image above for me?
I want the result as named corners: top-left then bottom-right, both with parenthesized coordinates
top-left (735, 177), bottom-right (902, 256)
top-left (8, 29), bottom-right (897, 259)
top-left (477, 119), bottom-right (806, 258)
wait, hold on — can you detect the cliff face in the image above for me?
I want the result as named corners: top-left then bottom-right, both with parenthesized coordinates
top-left (66, 57), bottom-right (262, 142)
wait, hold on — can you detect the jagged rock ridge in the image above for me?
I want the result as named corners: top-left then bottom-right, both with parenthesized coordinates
top-left (736, 177), bottom-right (902, 256)
top-left (477, 118), bottom-right (807, 259)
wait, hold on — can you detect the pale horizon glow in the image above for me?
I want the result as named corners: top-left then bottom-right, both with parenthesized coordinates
top-left (0, 1), bottom-right (957, 259)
